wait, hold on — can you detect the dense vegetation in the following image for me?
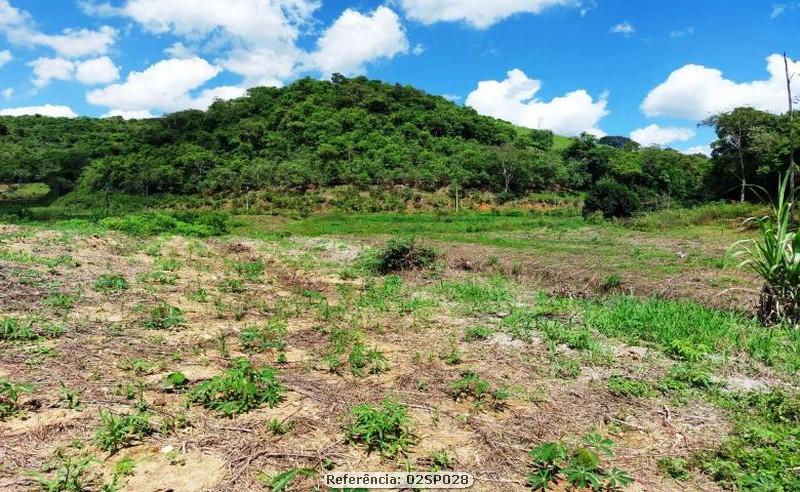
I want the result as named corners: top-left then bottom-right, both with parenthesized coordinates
top-left (0, 75), bottom-right (797, 218)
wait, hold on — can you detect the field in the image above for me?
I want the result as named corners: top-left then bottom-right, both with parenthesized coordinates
top-left (1, 206), bottom-right (799, 492)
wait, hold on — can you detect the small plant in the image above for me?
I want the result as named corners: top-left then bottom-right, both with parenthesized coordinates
top-left (372, 237), bottom-right (437, 275)
top-left (344, 399), bottom-right (414, 458)
top-left (95, 410), bottom-right (153, 454)
top-left (463, 325), bottom-right (494, 341)
top-left (450, 370), bottom-right (508, 410)
top-left (239, 320), bottom-right (287, 353)
top-left (30, 450), bottom-right (96, 492)
top-left (117, 357), bottom-right (162, 376)
top-left (59, 383), bottom-right (82, 410)
top-left (1, 316), bottom-right (40, 341)
top-left (607, 375), bottom-right (655, 398)
top-left (93, 274), bottom-right (128, 294)
top-left (527, 433), bottom-right (632, 491)
top-left (428, 450), bottom-right (455, 471)
top-left (0, 378), bottom-right (33, 419)
top-left (163, 372), bottom-right (189, 392)
top-left (666, 339), bottom-right (708, 362)
top-left (218, 278), bottom-right (245, 293)
top-left (187, 358), bottom-right (285, 416)
top-left (657, 457), bottom-right (691, 481)
top-left (44, 292), bottom-right (78, 310)
top-left (348, 342), bottom-right (389, 376)
top-left (601, 275), bottom-right (622, 290)
top-left (233, 260), bottom-right (265, 281)
top-left (267, 418), bottom-right (294, 435)
top-left (189, 287), bottom-right (208, 302)
top-left (658, 364), bottom-right (718, 392)
top-left (143, 303), bottom-right (184, 330)
top-left (259, 467), bottom-right (317, 491)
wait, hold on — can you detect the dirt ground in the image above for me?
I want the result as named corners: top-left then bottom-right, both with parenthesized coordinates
top-left (0, 224), bottom-right (762, 491)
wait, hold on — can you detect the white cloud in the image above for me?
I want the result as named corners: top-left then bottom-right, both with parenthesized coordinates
top-left (189, 85), bottom-right (247, 109)
top-left (104, 109), bottom-right (155, 119)
top-left (610, 21), bottom-right (635, 36)
top-left (442, 94), bottom-right (461, 102)
top-left (75, 56), bottom-right (119, 85)
top-left (683, 145), bottom-right (711, 156)
top-left (93, 0), bottom-right (319, 85)
top-left (28, 57), bottom-right (75, 88)
top-left (465, 68), bottom-right (609, 136)
top-left (0, 1), bottom-right (116, 58)
top-left (412, 43), bottom-right (426, 56)
top-left (770, 3), bottom-right (798, 19)
top-left (311, 7), bottom-right (408, 76)
top-left (630, 124), bottom-right (696, 147)
top-left (669, 26), bottom-right (694, 38)
top-left (2, 88), bottom-right (12, 100)
top-left (87, 57), bottom-right (222, 114)
top-left (0, 49), bottom-right (11, 67)
top-left (0, 104), bottom-right (78, 117)
top-left (642, 54), bottom-right (800, 120)
top-left (399, 0), bottom-right (580, 28)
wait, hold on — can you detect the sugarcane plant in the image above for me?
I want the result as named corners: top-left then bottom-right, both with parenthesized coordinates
top-left (734, 174), bottom-right (800, 326)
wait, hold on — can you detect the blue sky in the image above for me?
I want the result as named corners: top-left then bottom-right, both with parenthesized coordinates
top-left (0, 0), bottom-right (797, 153)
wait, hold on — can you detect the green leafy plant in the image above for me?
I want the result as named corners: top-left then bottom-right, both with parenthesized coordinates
top-left (30, 450), bottom-right (96, 492)
top-left (607, 375), bottom-right (655, 398)
top-left (463, 325), bottom-right (494, 341)
top-left (1, 316), bottom-right (40, 341)
top-left (238, 320), bottom-right (287, 353)
top-left (94, 410), bottom-right (153, 454)
top-left (449, 370), bottom-right (508, 410)
top-left (187, 358), bottom-right (285, 416)
top-left (259, 467), bottom-right (317, 491)
top-left (348, 342), bottom-right (389, 376)
top-left (44, 292), bottom-right (78, 310)
top-left (59, 383), bottom-right (82, 410)
top-left (372, 237), bottom-right (437, 275)
top-left (344, 399), bottom-right (414, 458)
top-left (267, 418), bottom-right (294, 436)
top-left (143, 303), bottom-right (184, 330)
top-left (163, 372), bottom-right (189, 392)
top-left (734, 174), bottom-right (800, 326)
top-left (527, 433), bottom-right (632, 491)
top-left (93, 274), bottom-right (128, 294)
top-left (0, 378), bottom-right (33, 419)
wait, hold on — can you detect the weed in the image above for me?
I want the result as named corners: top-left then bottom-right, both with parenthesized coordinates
top-left (267, 418), bottom-right (294, 435)
top-left (450, 370), bottom-right (508, 410)
top-left (93, 274), bottom-right (128, 293)
top-left (658, 364), bottom-right (718, 392)
top-left (59, 383), bottom-right (82, 410)
top-left (527, 433), bottom-right (632, 491)
top-left (601, 274), bottom-right (622, 290)
top-left (117, 357), bottom-right (162, 376)
top-left (0, 378), bottom-right (33, 419)
top-left (259, 467), bottom-right (317, 491)
top-left (44, 292), bottom-right (78, 310)
top-left (143, 303), bottom-right (184, 330)
top-left (428, 450), bottom-right (455, 471)
top-left (94, 410), bottom-right (153, 454)
top-left (348, 342), bottom-right (389, 376)
top-left (607, 375), bottom-right (655, 398)
top-left (233, 260), bottom-right (265, 281)
top-left (163, 372), bottom-right (189, 392)
top-left (137, 270), bottom-right (178, 285)
top-left (463, 325), bottom-right (494, 341)
top-left (30, 450), bottom-right (96, 492)
top-left (657, 457), bottom-right (691, 481)
top-left (371, 237), bottom-right (437, 274)
top-left (239, 320), bottom-right (287, 353)
top-left (344, 399), bottom-right (414, 458)
top-left (187, 358), bottom-right (285, 416)
top-left (1, 316), bottom-right (39, 341)
top-left (189, 287), bottom-right (208, 302)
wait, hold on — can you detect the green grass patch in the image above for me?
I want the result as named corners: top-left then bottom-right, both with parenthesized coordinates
top-left (187, 358), bottom-right (285, 416)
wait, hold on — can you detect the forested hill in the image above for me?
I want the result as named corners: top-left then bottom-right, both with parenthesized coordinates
top-left (0, 75), bottom-right (561, 197)
top-left (0, 74), bottom-right (794, 218)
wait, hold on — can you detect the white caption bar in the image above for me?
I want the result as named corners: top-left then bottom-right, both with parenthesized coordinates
top-left (323, 472), bottom-right (474, 489)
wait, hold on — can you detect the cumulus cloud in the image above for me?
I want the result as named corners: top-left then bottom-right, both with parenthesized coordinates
top-left (0, 49), bottom-right (11, 67)
top-left (465, 68), bottom-right (609, 136)
top-left (610, 21), bottom-right (635, 36)
top-left (28, 57), bottom-right (75, 88)
top-left (0, 1), bottom-right (116, 58)
top-left (630, 124), bottom-right (696, 147)
top-left (642, 54), bottom-right (799, 120)
top-left (86, 57), bottom-right (244, 115)
top-left (86, 0), bottom-right (319, 86)
top-left (399, 0), bottom-right (580, 28)
top-left (311, 7), bottom-right (408, 76)
top-left (683, 145), bottom-right (711, 156)
top-left (28, 56), bottom-right (120, 87)
top-left (0, 104), bottom-right (77, 117)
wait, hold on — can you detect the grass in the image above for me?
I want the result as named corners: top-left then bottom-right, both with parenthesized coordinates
top-left (94, 410), bottom-right (153, 454)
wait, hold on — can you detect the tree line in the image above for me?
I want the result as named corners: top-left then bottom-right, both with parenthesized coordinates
top-left (0, 74), bottom-right (797, 217)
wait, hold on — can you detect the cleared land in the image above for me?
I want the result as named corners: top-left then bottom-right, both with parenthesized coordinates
top-left (0, 209), bottom-right (798, 491)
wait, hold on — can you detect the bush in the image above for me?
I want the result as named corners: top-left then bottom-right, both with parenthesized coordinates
top-left (583, 178), bottom-right (641, 218)
top-left (373, 237), bottom-right (437, 274)
top-left (100, 212), bottom-right (228, 237)
top-left (187, 358), bottom-right (285, 416)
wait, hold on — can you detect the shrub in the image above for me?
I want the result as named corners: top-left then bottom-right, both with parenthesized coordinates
top-left (583, 178), bottom-right (641, 218)
top-left (344, 399), bottom-right (414, 458)
top-left (94, 410), bottom-right (153, 453)
top-left (373, 237), bottom-right (437, 274)
top-left (187, 358), bottom-right (285, 416)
